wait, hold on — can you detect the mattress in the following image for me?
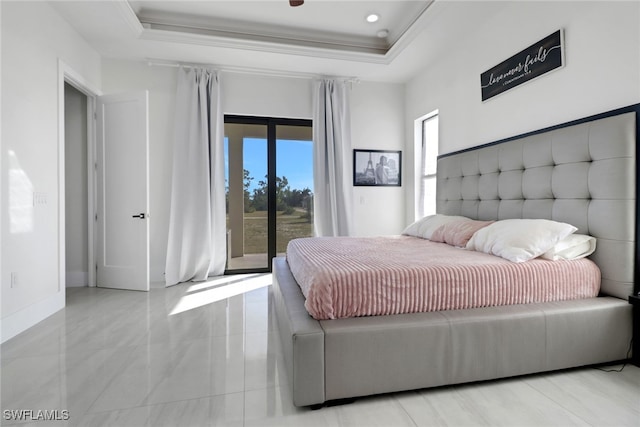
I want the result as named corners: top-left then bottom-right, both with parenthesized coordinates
top-left (286, 236), bottom-right (601, 320)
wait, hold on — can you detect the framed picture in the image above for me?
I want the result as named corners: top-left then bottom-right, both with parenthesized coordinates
top-left (353, 149), bottom-right (402, 186)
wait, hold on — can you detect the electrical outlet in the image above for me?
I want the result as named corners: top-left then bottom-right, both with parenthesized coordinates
top-left (11, 272), bottom-right (18, 288)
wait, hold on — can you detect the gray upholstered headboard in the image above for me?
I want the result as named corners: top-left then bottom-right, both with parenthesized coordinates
top-left (436, 105), bottom-right (639, 300)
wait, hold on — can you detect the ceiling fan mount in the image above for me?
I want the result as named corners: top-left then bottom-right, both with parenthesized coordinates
top-left (289, 0), bottom-right (304, 7)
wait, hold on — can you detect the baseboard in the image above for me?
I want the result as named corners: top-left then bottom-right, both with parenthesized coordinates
top-left (1, 290), bottom-right (65, 344)
top-left (66, 271), bottom-right (88, 287)
top-left (151, 264), bottom-right (165, 284)
top-left (151, 281), bottom-right (165, 289)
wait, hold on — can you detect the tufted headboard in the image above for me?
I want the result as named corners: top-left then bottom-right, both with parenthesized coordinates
top-left (436, 105), bottom-right (639, 300)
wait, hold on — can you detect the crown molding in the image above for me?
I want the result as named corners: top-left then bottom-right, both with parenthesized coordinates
top-left (113, 0), bottom-right (145, 37)
top-left (138, 10), bottom-right (390, 52)
top-left (383, 0), bottom-right (434, 63)
top-left (140, 27), bottom-right (392, 64)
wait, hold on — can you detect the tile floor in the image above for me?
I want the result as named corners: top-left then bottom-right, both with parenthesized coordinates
top-left (1, 274), bottom-right (639, 426)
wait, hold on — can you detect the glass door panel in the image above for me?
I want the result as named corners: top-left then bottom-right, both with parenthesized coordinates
top-left (225, 122), bottom-right (269, 271)
top-left (275, 125), bottom-right (314, 256)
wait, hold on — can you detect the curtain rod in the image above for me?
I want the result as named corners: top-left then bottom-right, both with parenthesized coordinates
top-left (146, 59), bottom-right (359, 83)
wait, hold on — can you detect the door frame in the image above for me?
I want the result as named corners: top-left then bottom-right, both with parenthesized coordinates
top-left (224, 115), bottom-right (312, 274)
top-left (58, 60), bottom-right (101, 291)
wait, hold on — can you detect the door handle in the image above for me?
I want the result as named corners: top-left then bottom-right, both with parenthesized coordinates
top-left (132, 213), bottom-right (146, 219)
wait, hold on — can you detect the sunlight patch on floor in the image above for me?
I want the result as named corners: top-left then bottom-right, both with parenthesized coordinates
top-left (186, 274), bottom-right (263, 293)
top-left (170, 274), bottom-right (272, 315)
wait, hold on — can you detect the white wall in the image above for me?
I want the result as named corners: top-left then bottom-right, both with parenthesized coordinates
top-left (405, 0), bottom-right (640, 225)
top-left (222, 73), bottom-right (313, 119)
top-left (1, 1), bottom-right (101, 342)
top-left (64, 84), bottom-right (89, 287)
top-left (351, 81), bottom-right (406, 236)
top-left (102, 61), bottom-right (406, 281)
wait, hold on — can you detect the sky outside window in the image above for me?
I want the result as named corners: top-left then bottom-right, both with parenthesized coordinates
top-left (224, 137), bottom-right (313, 193)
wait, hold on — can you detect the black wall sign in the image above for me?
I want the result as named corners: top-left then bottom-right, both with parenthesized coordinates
top-left (481, 30), bottom-right (564, 101)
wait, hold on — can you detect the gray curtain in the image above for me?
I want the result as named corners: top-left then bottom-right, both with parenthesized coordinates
top-left (312, 79), bottom-right (353, 236)
top-left (165, 67), bottom-right (226, 286)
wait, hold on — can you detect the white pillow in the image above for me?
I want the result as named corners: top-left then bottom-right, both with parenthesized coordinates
top-left (540, 234), bottom-right (596, 260)
top-left (402, 215), bottom-right (432, 237)
top-left (402, 214), bottom-right (470, 240)
top-left (465, 219), bottom-right (578, 262)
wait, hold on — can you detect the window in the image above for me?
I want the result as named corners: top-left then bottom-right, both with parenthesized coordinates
top-left (415, 111), bottom-right (439, 219)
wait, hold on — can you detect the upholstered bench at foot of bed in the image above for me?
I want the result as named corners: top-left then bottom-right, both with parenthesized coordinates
top-left (321, 297), bottom-right (631, 402)
top-left (272, 257), bottom-right (632, 407)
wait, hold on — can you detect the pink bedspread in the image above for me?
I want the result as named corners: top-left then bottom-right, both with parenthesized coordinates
top-left (286, 236), bottom-right (601, 320)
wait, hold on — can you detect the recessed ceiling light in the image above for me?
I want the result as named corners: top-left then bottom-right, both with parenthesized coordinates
top-left (366, 14), bottom-right (379, 23)
top-left (377, 29), bottom-right (389, 38)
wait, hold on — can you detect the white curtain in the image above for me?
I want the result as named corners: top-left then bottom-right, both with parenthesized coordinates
top-left (312, 79), bottom-right (353, 236)
top-left (165, 67), bottom-right (226, 286)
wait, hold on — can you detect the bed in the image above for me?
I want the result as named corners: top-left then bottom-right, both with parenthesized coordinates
top-left (272, 104), bottom-right (639, 407)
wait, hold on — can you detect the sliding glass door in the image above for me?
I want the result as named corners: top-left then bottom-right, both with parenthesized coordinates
top-left (224, 116), bottom-right (313, 273)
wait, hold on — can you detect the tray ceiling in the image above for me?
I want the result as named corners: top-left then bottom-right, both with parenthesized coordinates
top-left (49, 0), bottom-right (505, 82)
top-left (130, 0), bottom-right (433, 55)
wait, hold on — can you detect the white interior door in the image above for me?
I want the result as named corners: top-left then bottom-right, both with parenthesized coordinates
top-left (96, 91), bottom-right (149, 291)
